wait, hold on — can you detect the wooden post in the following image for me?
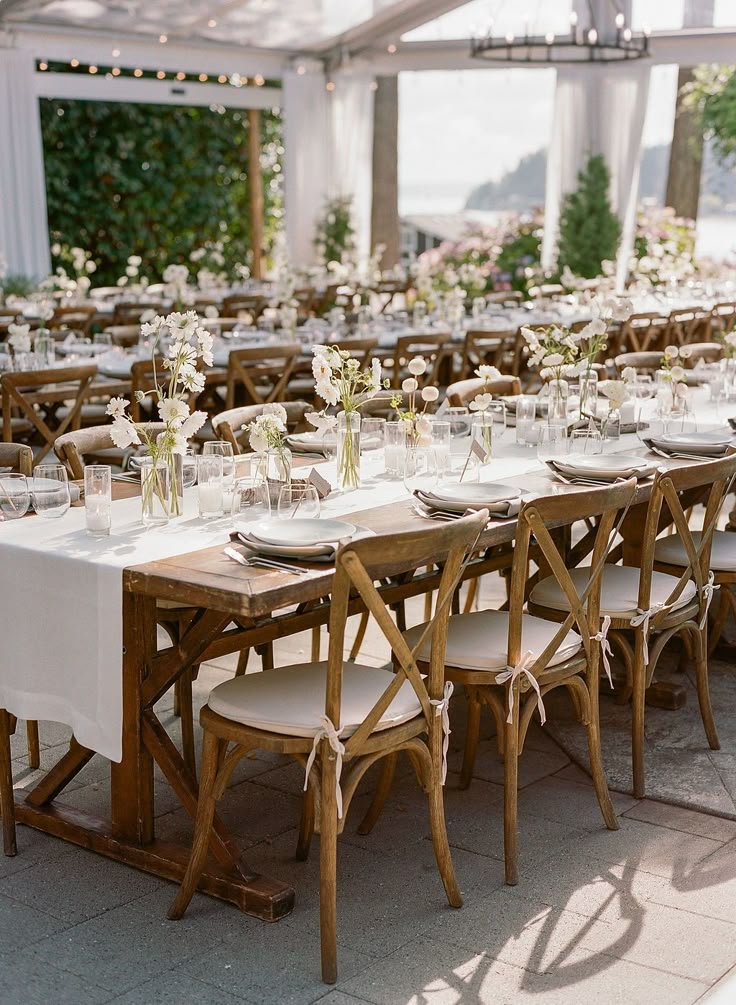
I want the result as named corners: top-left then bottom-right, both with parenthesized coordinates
top-left (248, 107), bottom-right (265, 279)
top-left (371, 76), bottom-right (400, 268)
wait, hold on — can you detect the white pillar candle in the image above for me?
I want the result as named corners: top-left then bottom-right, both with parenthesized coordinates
top-left (198, 481), bottom-right (223, 517)
top-left (85, 498), bottom-right (111, 536)
top-left (620, 399), bottom-right (636, 425)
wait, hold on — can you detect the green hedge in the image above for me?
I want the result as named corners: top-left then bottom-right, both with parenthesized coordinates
top-left (41, 98), bottom-right (283, 284)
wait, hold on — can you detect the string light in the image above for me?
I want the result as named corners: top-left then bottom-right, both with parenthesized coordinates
top-left (369, 81), bottom-right (378, 91)
top-left (326, 80), bottom-right (335, 91)
top-left (296, 64), bottom-right (306, 75)
top-left (198, 73), bottom-right (208, 81)
top-left (254, 73), bottom-right (264, 85)
top-left (39, 62), bottom-right (48, 71)
top-left (176, 71), bottom-right (186, 80)
top-left (112, 67), bottom-right (121, 76)
top-left (112, 48), bottom-right (120, 57)
top-left (387, 42), bottom-right (397, 53)
top-left (70, 58), bottom-right (79, 67)
top-left (156, 70), bottom-right (166, 79)
top-left (218, 74), bottom-right (227, 83)
top-left (159, 34), bottom-right (167, 43)
top-left (88, 65), bottom-right (98, 74)
top-left (207, 18), bottom-right (217, 27)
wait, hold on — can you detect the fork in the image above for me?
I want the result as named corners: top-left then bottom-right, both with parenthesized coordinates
top-left (223, 546), bottom-right (310, 576)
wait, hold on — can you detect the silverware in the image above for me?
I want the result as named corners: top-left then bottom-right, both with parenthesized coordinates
top-left (648, 447), bottom-right (714, 462)
top-left (223, 547), bottom-right (311, 576)
top-left (552, 471), bottom-right (625, 487)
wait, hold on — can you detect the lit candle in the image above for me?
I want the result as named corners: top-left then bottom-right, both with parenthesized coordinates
top-left (86, 498), bottom-right (111, 536)
top-left (198, 481), bottom-right (223, 517)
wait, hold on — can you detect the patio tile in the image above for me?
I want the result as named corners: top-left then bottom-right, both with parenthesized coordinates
top-left (108, 970), bottom-right (248, 1003)
top-left (648, 838), bottom-right (736, 923)
top-left (0, 823), bottom-right (75, 881)
top-left (339, 935), bottom-right (709, 1005)
top-left (0, 890), bottom-right (71, 950)
top-left (0, 947), bottom-right (114, 1004)
top-left (517, 776), bottom-right (638, 832)
top-left (622, 799), bottom-right (736, 843)
top-left (316, 993), bottom-right (373, 1005)
top-left (446, 738), bottom-right (571, 790)
top-left (0, 845), bottom-right (164, 924)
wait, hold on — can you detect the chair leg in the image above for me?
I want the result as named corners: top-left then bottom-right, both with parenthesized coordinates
top-left (460, 691), bottom-right (481, 790)
top-left (426, 740), bottom-right (462, 908)
top-left (0, 710), bottom-right (17, 857)
top-left (319, 750), bottom-right (339, 985)
top-left (694, 632), bottom-right (720, 750)
top-left (631, 634), bottom-right (647, 800)
top-left (503, 691), bottom-right (520, 886)
top-left (26, 721), bottom-right (40, 770)
top-left (585, 684), bottom-right (618, 831)
top-left (178, 670), bottom-right (197, 780)
top-left (296, 783), bottom-right (315, 861)
top-left (357, 752), bottom-right (397, 835)
top-left (348, 611), bottom-right (369, 662)
top-left (168, 730), bottom-right (223, 920)
top-left (463, 578), bottom-right (478, 614)
top-left (311, 626), bottom-right (321, 662)
top-left (235, 649), bottom-right (250, 677)
top-left (707, 589), bottom-right (731, 656)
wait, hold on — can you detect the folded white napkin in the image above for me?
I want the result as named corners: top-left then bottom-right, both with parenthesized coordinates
top-left (414, 489), bottom-right (522, 519)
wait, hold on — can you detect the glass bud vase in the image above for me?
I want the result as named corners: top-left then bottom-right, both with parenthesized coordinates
top-left (471, 413), bottom-right (493, 465)
top-left (255, 447), bottom-right (292, 486)
top-left (547, 378), bottom-right (569, 422)
top-left (157, 436), bottom-right (184, 518)
top-left (603, 408), bottom-right (621, 442)
top-left (140, 458), bottom-right (171, 528)
top-left (337, 411), bottom-right (361, 492)
top-left (579, 369), bottom-right (598, 420)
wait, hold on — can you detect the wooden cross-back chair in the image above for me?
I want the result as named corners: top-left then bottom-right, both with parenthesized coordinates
top-left (386, 332), bottom-right (453, 388)
top-left (461, 329), bottom-right (518, 378)
top-left (618, 313), bottom-right (669, 353)
top-left (102, 325), bottom-right (140, 348)
top-left (0, 442), bottom-right (33, 476)
top-left (50, 304), bottom-right (97, 336)
top-left (711, 301), bottom-right (736, 337)
top-left (168, 511), bottom-right (489, 984)
top-left (111, 302), bottom-right (163, 327)
top-left (211, 401), bottom-right (311, 455)
top-left (325, 336), bottom-right (378, 369)
top-left (1, 364), bottom-right (97, 463)
top-left (666, 307), bottom-right (712, 346)
top-left (446, 375), bottom-right (521, 407)
top-left (225, 343), bottom-right (301, 409)
top-left (681, 342), bottom-right (723, 366)
top-left (530, 454), bottom-right (736, 798)
top-left (221, 294), bottom-right (266, 319)
top-left (389, 481), bottom-right (637, 886)
top-left (54, 422), bottom-right (166, 479)
top-left (614, 351), bottom-right (663, 376)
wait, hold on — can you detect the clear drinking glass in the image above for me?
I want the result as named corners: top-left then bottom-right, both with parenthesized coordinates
top-left (446, 406), bottom-right (472, 439)
top-left (361, 417), bottom-right (386, 451)
top-left (181, 451), bottom-right (198, 488)
top-left (197, 455), bottom-right (224, 517)
top-left (203, 441), bottom-right (234, 487)
top-left (93, 333), bottom-right (113, 349)
top-left (537, 421), bottom-right (568, 461)
top-left (32, 464), bottom-right (71, 519)
top-left (84, 465), bottom-right (111, 536)
top-left (0, 473), bottom-right (30, 520)
top-left (384, 420), bottom-right (407, 477)
top-left (277, 483), bottom-right (320, 520)
top-left (515, 396), bottom-right (538, 447)
top-left (431, 420), bottom-right (451, 475)
top-left (231, 475), bottom-right (271, 525)
top-left (568, 427), bottom-right (603, 456)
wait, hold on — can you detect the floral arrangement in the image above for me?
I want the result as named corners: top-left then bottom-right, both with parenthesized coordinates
top-left (520, 324), bottom-right (583, 384)
top-left (7, 323), bottom-right (32, 355)
top-left (312, 344), bottom-right (386, 411)
top-left (630, 207), bottom-right (697, 288)
top-left (390, 356), bottom-right (439, 447)
top-left (105, 311), bottom-right (211, 516)
top-left (162, 264), bottom-right (196, 311)
top-left (658, 344), bottom-right (692, 412)
top-left (245, 403), bottom-right (291, 482)
top-left (116, 255), bottom-right (148, 292)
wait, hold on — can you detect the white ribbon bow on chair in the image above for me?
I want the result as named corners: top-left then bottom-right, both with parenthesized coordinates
top-left (429, 681), bottom-right (454, 785)
top-left (592, 615), bottom-right (614, 688)
top-left (699, 571), bottom-right (718, 631)
top-left (304, 715), bottom-right (346, 819)
top-left (495, 651), bottom-right (546, 726)
top-left (630, 602), bottom-right (668, 665)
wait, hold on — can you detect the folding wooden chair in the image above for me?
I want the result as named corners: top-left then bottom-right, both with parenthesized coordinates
top-left (225, 344), bottom-right (301, 409)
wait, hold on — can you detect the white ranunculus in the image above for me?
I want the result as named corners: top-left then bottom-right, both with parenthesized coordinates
top-left (105, 396), bottom-right (130, 419)
top-left (600, 380), bottom-right (628, 410)
top-left (109, 416), bottom-right (140, 449)
top-left (469, 393), bottom-right (493, 412)
top-left (421, 386), bottom-right (439, 402)
top-left (579, 318), bottom-right (607, 340)
top-left (402, 377), bottom-right (418, 393)
top-left (415, 417), bottom-right (432, 436)
top-left (669, 365), bottom-right (686, 382)
top-left (249, 428), bottom-right (268, 453)
top-left (621, 366), bottom-right (637, 383)
top-left (678, 345), bottom-right (693, 359)
top-left (408, 356), bottom-right (427, 376)
top-left (262, 402), bottom-right (288, 424)
top-left (664, 345), bottom-right (679, 360)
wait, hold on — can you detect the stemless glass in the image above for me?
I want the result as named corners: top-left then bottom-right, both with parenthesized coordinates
top-left (568, 427), bottom-right (603, 456)
top-left (431, 420), bottom-right (451, 475)
top-left (231, 476), bottom-right (271, 525)
top-left (384, 421), bottom-right (407, 477)
top-left (197, 455), bottom-right (224, 518)
top-left (277, 483), bottom-right (320, 520)
top-left (515, 396), bottom-right (538, 447)
top-left (203, 441), bottom-right (234, 487)
top-left (537, 421), bottom-right (568, 462)
top-left (361, 417), bottom-right (386, 451)
top-left (0, 473), bottom-right (30, 520)
top-left (446, 406), bottom-right (472, 439)
top-left (84, 465), bottom-right (111, 536)
top-left (181, 451), bottom-right (198, 489)
top-left (32, 464), bottom-right (71, 519)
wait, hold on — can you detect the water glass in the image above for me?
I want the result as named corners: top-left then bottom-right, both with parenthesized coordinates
top-left (384, 421), bottom-right (407, 478)
top-left (515, 397), bottom-right (538, 447)
top-left (181, 451), bottom-right (198, 489)
top-left (84, 465), bottom-right (111, 536)
top-left (537, 421), bottom-right (568, 462)
top-left (231, 475), bottom-right (271, 524)
top-left (32, 464), bottom-right (71, 519)
top-left (431, 420), bottom-right (451, 474)
top-left (140, 458), bottom-right (171, 527)
top-left (361, 417), bottom-right (386, 451)
top-left (446, 406), bottom-right (472, 439)
top-left (413, 301), bottom-right (427, 328)
top-left (203, 441), bottom-right (234, 487)
top-left (568, 427), bottom-right (603, 456)
top-left (198, 455), bottom-right (224, 517)
top-left (0, 473), bottom-right (30, 520)
top-left (277, 483), bottom-right (320, 520)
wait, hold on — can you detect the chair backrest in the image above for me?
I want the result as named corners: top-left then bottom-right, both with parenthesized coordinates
top-left (54, 422), bottom-right (166, 478)
top-left (392, 332), bottom-right (452, 386)
top-left (1, 364), bottom-right (97, 461)
top-left (445, 375), bottom-right (521, 407)
top-left (666, 307), bottom-right (711, 346)
top-left (50, 305), bottom-right (97, 335)
top-left (638, 454), bottom-right (736, 628)
top-left (619, 313), bottom-right (669, 353)
top-left (103, 325), bottom-right (140, 348)
top-left (222, 294), bottom-right (266, 318)
top-left (324, 512), bottom-right (489, 755)
top-left (614, 351), bottom-right (663, 375)
top-left (211, 401), bottom-right (311, 454)
top-left (0, 442), bottom-right (33, 476)
top-left (225, 343), bottom-right (301, 408)
top-left (514, 480), bottom-right (637, 677)
top-left (462, 329), bottom-right (517, 376)
top-left (112, 302), bottom-right (163, 326)
top-left (683, 342), bottom-right (722, 365)
top-left (325, 337), bottom-right (378, 369)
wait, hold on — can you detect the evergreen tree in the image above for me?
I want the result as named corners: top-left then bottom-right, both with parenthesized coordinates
top-left (557, 154), bottom-right (621, 278)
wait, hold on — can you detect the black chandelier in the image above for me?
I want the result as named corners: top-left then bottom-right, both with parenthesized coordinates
top-left (470, 2), bottom-right (650, 65)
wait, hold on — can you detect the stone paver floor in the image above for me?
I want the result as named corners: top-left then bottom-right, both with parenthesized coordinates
top-left (5, 594), bottom-right (736, 1004)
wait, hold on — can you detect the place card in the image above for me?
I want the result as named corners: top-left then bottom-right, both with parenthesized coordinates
top-left (307, 468), bottom-right (333, 497)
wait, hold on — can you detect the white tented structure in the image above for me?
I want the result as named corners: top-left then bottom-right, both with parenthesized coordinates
top-left (1, 0), bottom-right (735, 279)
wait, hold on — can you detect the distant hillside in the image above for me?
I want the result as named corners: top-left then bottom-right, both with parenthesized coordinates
top-left (465, 143), bottom-right (736, 214)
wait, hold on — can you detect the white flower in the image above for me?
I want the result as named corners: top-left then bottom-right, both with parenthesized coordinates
top-left (469, 392), bottom-right (493, 412)
top-left (179, 410), bottom-right (207, 438)
top-left (415, 416), bottom-right (432, 436)
top-left (249, 428), bottom-right (268, 453)
top-left (664, 345), bottom-right (679, 360)
top-left (306, 410), bottom-right (337, 431)
top-left (370, 357), bottom-right (382, 390)
top-left (157, 397), bottom-right (190, 426)
top-left (128, 255), bottom-right (142, 267)
top-left (7, 323), bottom-right (32, 353)
top-left (141, 316), bottom-right (164, 338)
top-left (542, 353), bottom-right (564, 367)
top-left (475, 365), bottom-right (501, 381)
top-left (312, 356), bottom-right (332, 382)
top-left (622, 366), bottom-right (637, 383)
top-left (408, 356), bottom-right (427, 376)
top-left (105, 396), bottom-right (130, 418)
top-left (167, 310), bottom-right (199, 341)
top-left (669, 365), bottom-right (686, 382)
top-left (421, 386), bottom-right (439, 402)
top-left (402, 377), bottom-right (418, 393)
top-left (262, 402), bottom-right (288, 424)
top-left (520, 326), bottom-right (539, 345)
top-left (109, 416), bottom-right (140, 449)
top-left (180, 370), bottom-right (206, 393)
top-left (579, 319), bottom-right (607, 340)
top-left (204, 305), bottom-right (219, 319)
top-left (678, 345), bottom-right (693, 359)
top-left (675, 382), bottom-right (689, 398)
top-left (599, 380), bottom-right (628, 410)
top-left (316, 378), bottom-right (339, 407)
top-left (85, 260), bottom-right (97, 274)
top-left (125, 265), bottom-right (138, 278)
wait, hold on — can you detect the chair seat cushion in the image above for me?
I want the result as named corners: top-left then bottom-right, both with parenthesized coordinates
top-left (403, 610), bottom-right (582, 673)
top-left (655, 530), bottom-right (736, 573)
top-left (208, 661), bottom-right (422, 738)
top-left (529, 565), bottom-right (697, 618)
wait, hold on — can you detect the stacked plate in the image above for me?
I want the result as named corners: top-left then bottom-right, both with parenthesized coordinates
top-left (415, 482), bottom-right (522, 518)
top-left (547, 453), bottom-right (659, 484)
top-left (286, 432), bottom-right (330, 456)
top-left (233, 517), bottom-right (373, 561)
top-left (0, 476), bottom-right (81, 502)
top-left (644, 429), bottom-right (734, 459)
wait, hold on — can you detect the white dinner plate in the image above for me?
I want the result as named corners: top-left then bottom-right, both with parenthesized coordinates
top-left (555, 454), bottom-right (657, 478)
top-left (660, 430), bottom-right (733, 446)
top-left (250, 518), bottom-right (356, 547)
top-left (427, 483), bottom-right (521, 505)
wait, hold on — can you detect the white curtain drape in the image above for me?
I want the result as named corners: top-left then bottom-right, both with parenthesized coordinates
top-left (0, 49), bottom-right (50, 280)
top-left (283, 62), bottom-right (374, 268)
top-left (542, 63), bottom-right (650, 290)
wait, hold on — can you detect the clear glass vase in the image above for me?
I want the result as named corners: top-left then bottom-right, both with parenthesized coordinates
top-left (337, 411), bottom-right (361, 491)
top-left (547, 378), bottom-right (569, 422)
top-left (602, 408), bottom-right (621, 442)
top-left (471, 413), bottom-right (493, 465)
top-left (157, 437), bottom-right (183, 518)
top-left (140, 458), bottom-right (171, 528)
top-left (579, 369), bottom-right (598, 420)
top-left (254, 447), bottom-right (292, 486)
